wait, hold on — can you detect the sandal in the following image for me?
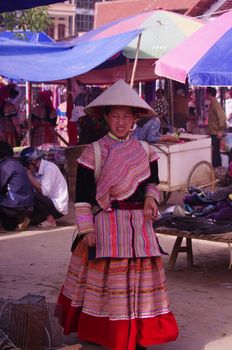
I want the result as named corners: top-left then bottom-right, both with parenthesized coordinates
top-left (16, 216), bottom-right (30, 232)
top-left (37, 221), bottom-right (57, 228)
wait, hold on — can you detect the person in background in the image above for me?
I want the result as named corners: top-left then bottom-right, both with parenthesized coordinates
top-left (133, 115), bottom-right (178, 143)
top-left (206, 86), bottom-right (227, 169)
top-left (224, 87), bottom-right (232, 132)
top-left (31, 90), bottom-right (58, 146)
top-left (77, 112), bottom-right (108, 145)
top-left (173, 88), bottom-right (189, 131)
top-left (0, 84), bottom-right (21, 147)
top-left (56, 90), bottom-right (69, 146)
top-left (69, 105), bottom-right (86, 143)
top-left (186, 88), bottom-right (196, 133)
top-left (0, 141), bottom-right (33, 231)
top-left (20, 147), bottom-right (69, 228)
top-left (57, 79), bottom-right (178, 350)
top-left (132, 114), bottom-right (161, 143)
top-left (151, 88), bottom-right (169, 134)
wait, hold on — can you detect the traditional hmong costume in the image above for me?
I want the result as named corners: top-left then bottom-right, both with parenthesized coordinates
top-left (57, 80), bottom-right (178, 350)
top-left (31, 115), bottom-right (58, 147)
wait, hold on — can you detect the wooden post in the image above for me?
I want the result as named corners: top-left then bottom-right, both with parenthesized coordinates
top-left (66, 78), bottom-right (77, 145)
top-left (125, 57), bottom-right (130, 83)
top-left (166, 236), bottom-right (194, 270)
top-left (130, 33), bottom-right (142, 88)
top-left (168, 79), bottom-right (174, 132)
top-left (25, 81), bottom-right (32, 146)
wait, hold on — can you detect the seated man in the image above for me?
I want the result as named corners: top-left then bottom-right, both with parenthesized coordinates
top-left (151, 88), bottom-right (170, 134)
top-left (0, 141), bottom-right (33, 231)
top-left (20, 147), bottom-right (69, 227)
top-left (133, 116), bottom-right (177, 143)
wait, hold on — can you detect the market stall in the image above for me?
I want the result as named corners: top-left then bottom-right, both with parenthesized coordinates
top-left (156, 226), bottom-right (232, 270)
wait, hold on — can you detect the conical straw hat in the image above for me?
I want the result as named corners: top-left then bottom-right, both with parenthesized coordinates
top-left (84, 79), bottom-right (155, 117)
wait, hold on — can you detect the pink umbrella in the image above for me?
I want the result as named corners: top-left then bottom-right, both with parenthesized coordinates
top-left (155, 10), bottom-right (232, 86)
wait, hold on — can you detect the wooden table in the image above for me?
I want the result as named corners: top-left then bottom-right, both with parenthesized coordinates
top-left (156, 227), bottom-right (232, 270)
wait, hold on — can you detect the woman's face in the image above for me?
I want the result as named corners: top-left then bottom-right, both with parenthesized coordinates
top-left (105, 106), bottom-right (135, 139)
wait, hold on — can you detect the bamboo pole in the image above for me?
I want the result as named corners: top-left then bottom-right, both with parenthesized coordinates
top-left (130, 33), bottom-right (142, 88)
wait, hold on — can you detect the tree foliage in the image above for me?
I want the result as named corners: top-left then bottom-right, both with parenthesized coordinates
top-left (1, 7), bottom-right (51, 33)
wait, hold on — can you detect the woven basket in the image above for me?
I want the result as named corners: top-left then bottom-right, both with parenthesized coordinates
top-left (9, 304), bottom-right (47, 350)
top-left (0, 295), bottom-right (63, 350)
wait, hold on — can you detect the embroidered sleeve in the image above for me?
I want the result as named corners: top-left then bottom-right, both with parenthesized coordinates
top-left (145, 183), bottom-right (160, 204)
top-left (78, 143), bottom-right (95, 170)
top-left (74, 202), bottom-right (95, 236)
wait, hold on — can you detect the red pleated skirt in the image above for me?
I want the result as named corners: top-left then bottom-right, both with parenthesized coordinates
top-left (57, 241), bottom-right (178, 350)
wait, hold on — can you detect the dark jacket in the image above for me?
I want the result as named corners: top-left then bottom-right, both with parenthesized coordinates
top-left (0, 156), bottom-right (33, 208)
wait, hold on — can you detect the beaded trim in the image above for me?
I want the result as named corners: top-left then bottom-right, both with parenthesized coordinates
top-left (108, 132), bottom-right (130, 142)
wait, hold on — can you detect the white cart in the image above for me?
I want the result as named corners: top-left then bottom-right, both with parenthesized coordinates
top-left (153, 133), bottom-right (216, 203)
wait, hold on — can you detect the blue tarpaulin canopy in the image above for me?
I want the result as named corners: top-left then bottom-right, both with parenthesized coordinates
top-left (0, 29), bottom-right (142, 82)
top-left (0, 0), bottom-right (65, 13)
top-left (0, 30), bottom-right (55, 43)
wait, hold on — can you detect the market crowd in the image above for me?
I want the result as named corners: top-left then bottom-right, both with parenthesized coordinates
top-left (2, 78), bottom-right (232, 350)
top-left (0, 80), bottom-right (232, 233)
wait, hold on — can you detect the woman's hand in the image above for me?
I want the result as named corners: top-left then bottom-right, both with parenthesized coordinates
top-left (82, 232), bottom-right (96, 247)
top-left (144, 196), bottom-right (158, 220)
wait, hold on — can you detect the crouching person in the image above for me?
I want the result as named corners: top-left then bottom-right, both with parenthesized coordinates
top-left (20, 147), bottom-right (69, 228)
top-left (0, 141), bottom-right (33, 231)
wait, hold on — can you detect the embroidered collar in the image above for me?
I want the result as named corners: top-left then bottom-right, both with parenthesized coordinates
top-left (108, 132), bottom-right (130, 142)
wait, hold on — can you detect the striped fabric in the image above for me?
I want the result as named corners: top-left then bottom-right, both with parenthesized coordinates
top-left (0, 117), bottom-right (18, 147)
top-left (62, 241), bottom-right (170, 321)
top-left (77, 143), bottom-right (95, 170)
top-left (96, 138), bottom-right (150, 210)
top-left (145, 183), bottom-right (160, 204)
top-left (78, 135), bottom-right (159, 172)
top-left (31, 120), bottom-right (58, 147)
top-left (76, 134), bottom-right (161, 257)
top-left (95, 208), bottom-right (161, 258)
top-left (75, 202), bottom-right (94, 235)
top-left (58, 134), bottom-right (178, 349)
top-left (78, 135), bottom-right (159, 211)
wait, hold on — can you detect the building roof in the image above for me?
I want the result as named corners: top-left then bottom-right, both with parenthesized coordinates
top-left (186, 0), bottom-right (218, 16)
top-left (217, 0), bottom-right (232, 11)
top-left (94, 0), bottom-right (219, 28)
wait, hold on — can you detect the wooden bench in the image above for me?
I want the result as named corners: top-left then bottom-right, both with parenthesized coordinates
top-left (156, 227), bottom-right (232, 270)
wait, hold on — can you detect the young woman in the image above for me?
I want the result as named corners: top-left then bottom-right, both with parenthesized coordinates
top-left (57, 80), bottom-right (178, 350)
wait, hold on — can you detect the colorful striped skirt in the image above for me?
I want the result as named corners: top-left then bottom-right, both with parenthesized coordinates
top-left (57, 241), bottom-right (178, 350)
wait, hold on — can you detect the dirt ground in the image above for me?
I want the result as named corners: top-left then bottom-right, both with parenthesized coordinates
top-left (1, 193), bottom-right (232, 350)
